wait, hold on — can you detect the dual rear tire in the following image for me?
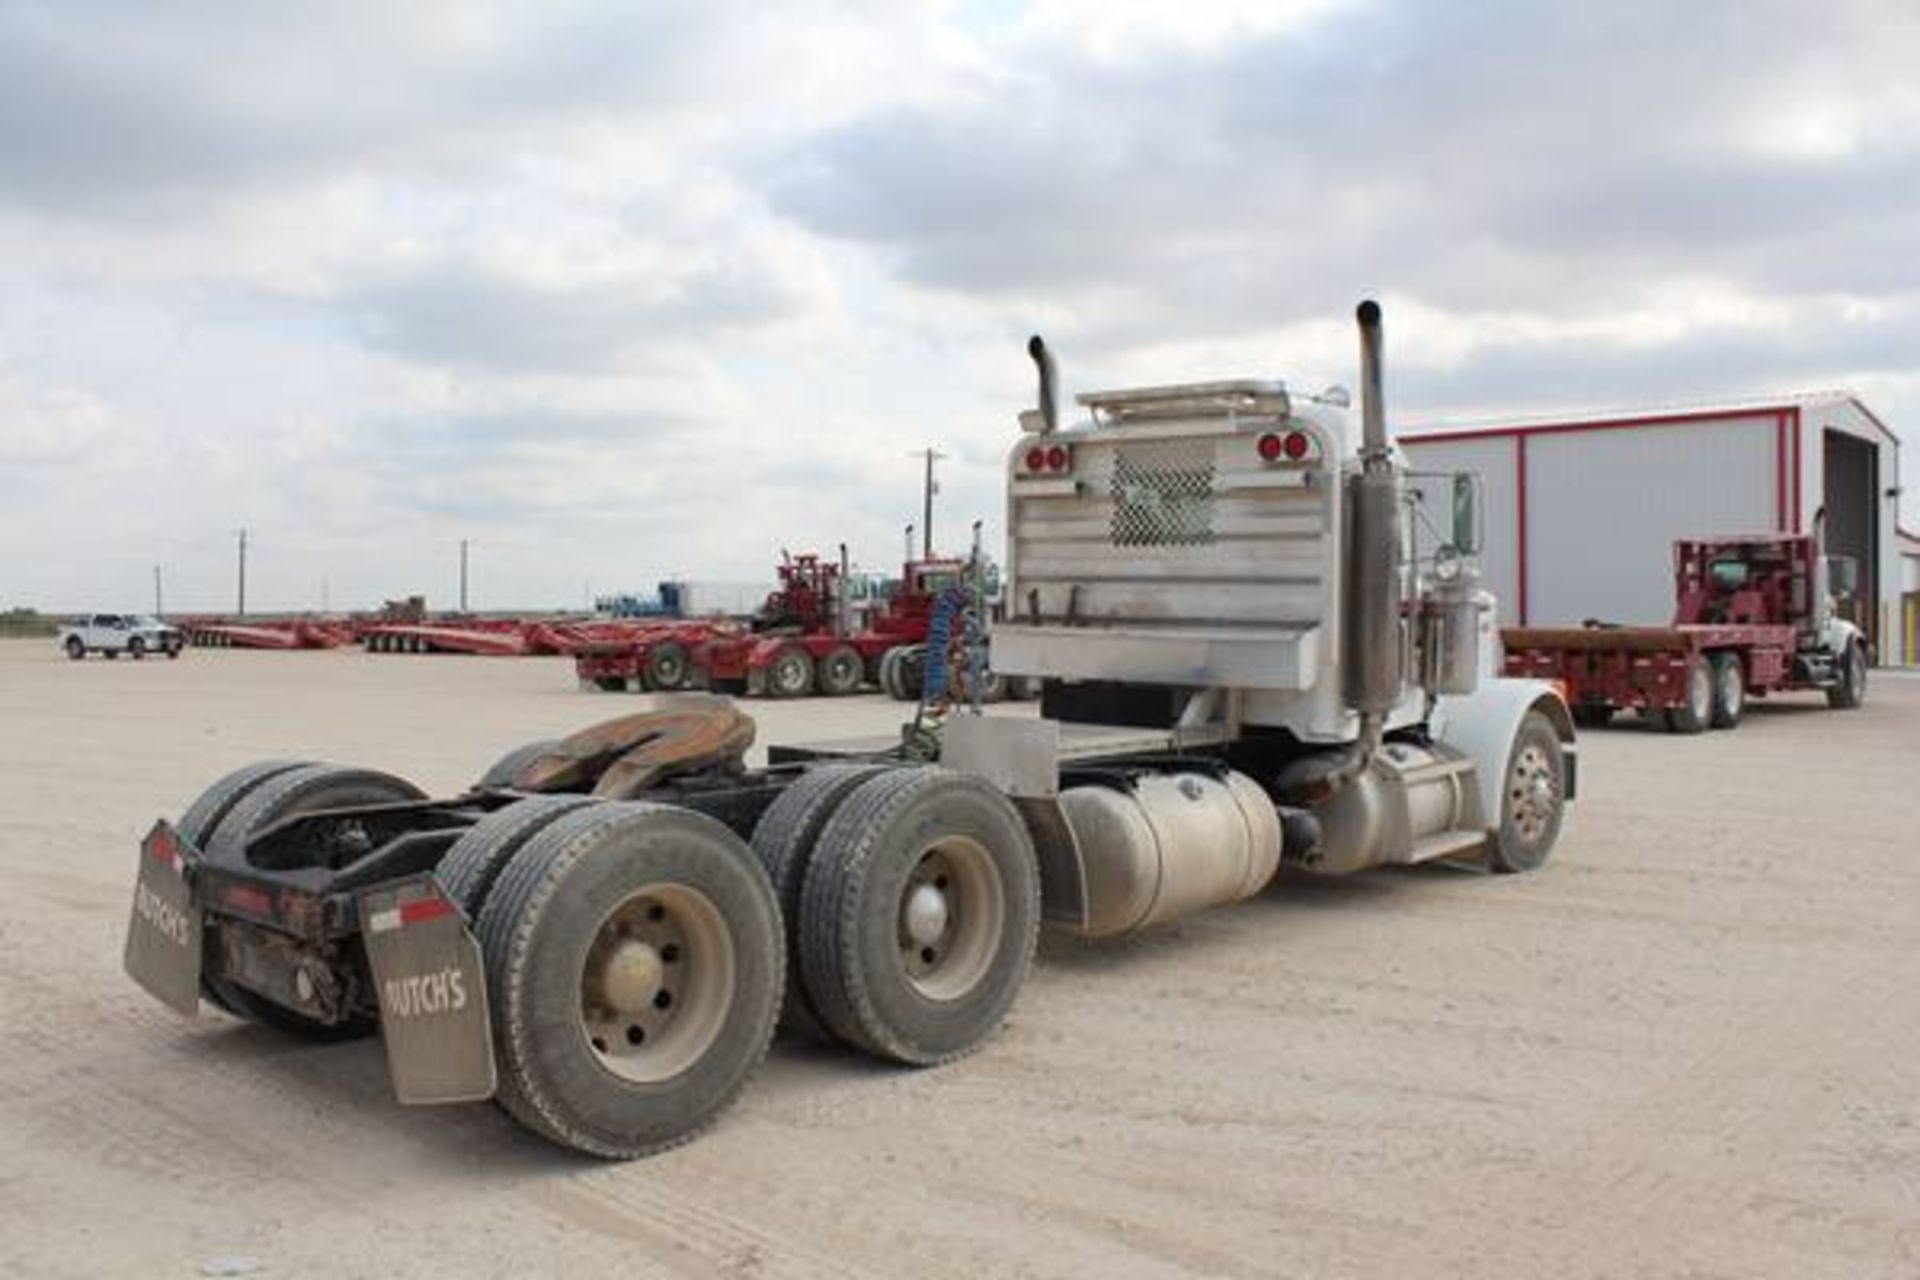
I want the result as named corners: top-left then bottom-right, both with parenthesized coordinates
top-left (1662, 658), bottom-right (1714, 734)
top-left (764, 647), bottom-right (815, 699)
top-left (471, 803), bottom-right (783, 1158)
top-left (755, 766), bottom-right (1041, 1065)
top-left (187, 761), bottom-right (427, 1036)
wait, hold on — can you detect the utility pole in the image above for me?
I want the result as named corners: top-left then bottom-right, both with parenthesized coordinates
top-left (459, 539), bottom-right (470, 613)
top-left (152, 564), bottom-right (163, 617)
top-left (236, 529), bottom-right (248, 617)
top-left (911, 448), bottom-right (945, 560)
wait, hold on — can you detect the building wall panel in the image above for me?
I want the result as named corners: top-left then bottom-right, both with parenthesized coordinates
top-left (1523, 416), bottom-right (1777, 624)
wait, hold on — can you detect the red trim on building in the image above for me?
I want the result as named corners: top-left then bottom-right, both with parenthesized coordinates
top-left (1775, 413), bottom-right (1788, 531)
top-left (1790, 407), bottom-right (1803, 530)
top-left (1515, 434), bottom-right (1529, 625)
top-left (1407, 404), bottom-right (1791, 446)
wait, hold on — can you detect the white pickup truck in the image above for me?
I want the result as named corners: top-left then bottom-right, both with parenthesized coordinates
top-left (61, 614), bottom-right (184, 660)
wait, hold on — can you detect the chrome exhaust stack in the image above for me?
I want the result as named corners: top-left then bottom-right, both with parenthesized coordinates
top-left (1341, 299), bottom-right (1405, 753)
top-left (1028, 335), bottom-right (1059, 434)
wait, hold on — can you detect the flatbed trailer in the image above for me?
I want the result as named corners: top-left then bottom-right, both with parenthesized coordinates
top-left (1502, 622), bottom-right (1803, 731)
top-left (1500, 533), bottom-right (1866, 732)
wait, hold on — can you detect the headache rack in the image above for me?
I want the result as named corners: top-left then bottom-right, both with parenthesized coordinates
top-left (1079, 379), bottom-right (1291, 423)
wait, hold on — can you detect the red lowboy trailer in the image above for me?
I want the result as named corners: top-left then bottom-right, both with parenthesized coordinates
top-left (1500, 533), bottom-right (1868, 733)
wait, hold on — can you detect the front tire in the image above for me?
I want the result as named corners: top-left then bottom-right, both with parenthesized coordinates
top-left (65, 637), bottom-right (85, 660)
top-left (1826, 640), bottom-right (1866, 709)
top-left (475, 803), bottom-right (783, 1159)
top-left (1488, 711), bottom-right (1566, 875)
top-left (797, 768), bottom-right (1040, 1065)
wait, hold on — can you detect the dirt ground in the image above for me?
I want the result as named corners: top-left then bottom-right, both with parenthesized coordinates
top-left (0, 640), bottom-right (1915, 1279)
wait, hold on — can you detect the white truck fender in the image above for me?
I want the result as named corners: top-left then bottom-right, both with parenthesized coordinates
top-left (1429, 677), bottom-right (1577, 830)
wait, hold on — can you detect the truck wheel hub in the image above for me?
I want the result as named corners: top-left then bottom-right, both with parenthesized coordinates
top-left (580, 884), bottom-right (734, 1084)
top-left (1510, 744), bottom-right (1558, 841)
top-left (600, 940), bottom-right (665, 1014)
top-left (899, 838), bottom-right (1005, 1000)
top-left (902, 883), bottom-right (950, 947)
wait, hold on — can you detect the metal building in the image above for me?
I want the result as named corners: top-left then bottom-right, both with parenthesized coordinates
top-left (1399, 393), bottom-right (1911, 666)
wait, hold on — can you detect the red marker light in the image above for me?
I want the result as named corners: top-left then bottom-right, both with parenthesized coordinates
top-left (1045, 444), bottom-right (1070, 472)
top-left (1025, 446), bottom-right (1047, 472)
top-left (1282, 430), bottom-right (1311, 460)
top-left (1256, 433), bottom-right (1284, 462)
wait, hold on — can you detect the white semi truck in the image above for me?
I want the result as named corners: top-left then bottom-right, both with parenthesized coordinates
top-left (125, 301), bottom-right (1572, 1158)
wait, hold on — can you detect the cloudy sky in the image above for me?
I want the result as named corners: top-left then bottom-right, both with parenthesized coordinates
top-left (2, 0), bottom-right (1916, 613)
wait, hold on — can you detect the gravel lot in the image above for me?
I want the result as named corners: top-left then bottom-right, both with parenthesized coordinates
top-left (1, 641), bottom-right (1915, 1278)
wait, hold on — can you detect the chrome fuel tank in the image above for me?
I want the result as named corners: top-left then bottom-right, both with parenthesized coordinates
top-left (1059, 770), bottom-right (1282, 938)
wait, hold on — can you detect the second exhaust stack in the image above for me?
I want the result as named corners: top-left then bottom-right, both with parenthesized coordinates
top-left (1342, 299), bottom-right (1405, 724)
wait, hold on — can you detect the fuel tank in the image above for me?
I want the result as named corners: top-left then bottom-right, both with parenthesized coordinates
top-left (1059, 770), bottom-right (1282, 938)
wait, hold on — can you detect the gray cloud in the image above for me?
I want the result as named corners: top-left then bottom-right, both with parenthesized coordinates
top-left (0, 1), bottom-right (723, 220)
top-left (771, 1), bottom-right (1920, 336)
top-left (337, 256), bottom-right (807, 373)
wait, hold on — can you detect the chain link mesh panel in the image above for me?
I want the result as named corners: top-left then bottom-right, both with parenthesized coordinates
top-left (1109, 440), bottom-right (1217, 547)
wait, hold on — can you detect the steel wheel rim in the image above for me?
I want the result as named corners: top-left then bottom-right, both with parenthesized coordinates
top-left (774, 653), bottom-right (805, 693)
top-left (1689, 664), bottom-right (1711, 719)
top-left (1723, 662), bottom-right (1743, 717)
top-left (899, 835), bottom-right (1004, 1001)
top-left (653, 649), bottom-right (686, 687)
top-left (1508, 743), bottom-right (1560, 845)
top-left (578, 882), bottom-right (735, 1084)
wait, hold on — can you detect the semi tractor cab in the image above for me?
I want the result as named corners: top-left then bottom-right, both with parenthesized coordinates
top-left (123, 302), bottom-right (1573, 1160)
top-left (987, 302), bottom-right (1575, 888)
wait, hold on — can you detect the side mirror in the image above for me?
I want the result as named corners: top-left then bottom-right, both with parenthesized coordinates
top-left (1827, 556), bottom-right (1859, 597)
top-left (1450, 473), bottom-right (1481, 556)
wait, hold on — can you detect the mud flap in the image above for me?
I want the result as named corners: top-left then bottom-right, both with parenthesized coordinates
top-left (359, 877), bottom-right (497, 1105)
top-left (124, 821), bottom-right (203, 1017)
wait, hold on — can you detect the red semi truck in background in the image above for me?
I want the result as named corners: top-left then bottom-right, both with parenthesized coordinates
top-left (575, 553), bottom-right (964, 697)
top-left (1501, 532), bottom-right (1868, 732)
